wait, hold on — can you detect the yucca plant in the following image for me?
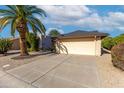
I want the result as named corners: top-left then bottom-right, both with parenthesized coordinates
top-left (0, 38), bottom-right (13, 54)
top-left (0, 5), bottom-right (46, 56)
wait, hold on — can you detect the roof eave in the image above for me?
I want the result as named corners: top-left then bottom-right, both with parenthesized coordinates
top-left (58, 35), bottom-right (107, 39)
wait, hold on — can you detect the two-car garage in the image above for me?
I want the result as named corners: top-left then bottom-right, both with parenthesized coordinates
top-left (55, 30), bottom-right (108, 56)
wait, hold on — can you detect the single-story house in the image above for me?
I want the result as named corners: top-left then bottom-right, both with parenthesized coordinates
top-left (42, 36), bottom-right (52, 50)
top-left (55, 30), bottom-right (108, 56)
top-left (10, 38), bottom-right (20, 50)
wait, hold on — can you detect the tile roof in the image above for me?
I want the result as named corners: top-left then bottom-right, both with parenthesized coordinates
top-left (58, 30), bottom-right (108, 39)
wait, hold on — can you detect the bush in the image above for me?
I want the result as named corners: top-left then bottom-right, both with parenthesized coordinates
top-left (0, 38), bottom-right (13, 54)
top-left (102, 37), bottom-right (116, 50)
top-left (26, 33), bottom-right (40, 51)
top-left (111, 43), bottom-right (124, 70)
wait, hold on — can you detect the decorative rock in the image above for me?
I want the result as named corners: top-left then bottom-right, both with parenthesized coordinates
top-left (111, 43), bottom-right (124, 70)
top-left (2, 64), bottom-right (10, 69)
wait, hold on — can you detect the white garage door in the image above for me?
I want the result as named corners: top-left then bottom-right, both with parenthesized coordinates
top-left (58, 38), bottom-right (96, 55)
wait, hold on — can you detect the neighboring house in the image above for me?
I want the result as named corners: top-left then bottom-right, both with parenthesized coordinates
top-left (10, 38), bottom-right (20, 50)
top-left (42, 36), bottom-right (52, 50)
top-left (10, 36), bottom-right (53, 51)
top-left (55, 30), bottom-right (108, 56)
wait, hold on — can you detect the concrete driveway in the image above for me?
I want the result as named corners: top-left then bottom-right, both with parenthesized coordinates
top-left (0, 54), bottom-right (101, 88)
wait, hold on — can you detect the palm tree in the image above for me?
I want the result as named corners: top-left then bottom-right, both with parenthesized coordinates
top-left (0, 5), bottom-right (46, 56)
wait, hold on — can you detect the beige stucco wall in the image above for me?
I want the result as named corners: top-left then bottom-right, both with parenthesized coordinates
top-left (55, 37), bottom-right (101, 56)
top-left (95, 37), bottom-right (101, 56)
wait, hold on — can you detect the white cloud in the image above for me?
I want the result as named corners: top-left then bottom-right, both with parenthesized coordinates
top-left (107, 12), bottom-right (124, 22)
top-left (37, 5), bottom-right (92, 26)
top-left (102, 12), bottom-right (124, 31)
top-left (37, 5), bottom-right (124, 33)
top-left (75, 13), bottom-right (103, 28)
top-left (38, 5), bottom-right (91, 19)
top-left (117, 27), bottom-right (124, 30)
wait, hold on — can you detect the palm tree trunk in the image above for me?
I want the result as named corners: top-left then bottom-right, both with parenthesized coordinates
top-left (19, 31), bottom-right (29, 56)
top-left (16, 18), bottom-right (29, 56)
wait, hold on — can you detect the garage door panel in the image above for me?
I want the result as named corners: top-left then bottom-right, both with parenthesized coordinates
top-left (60, 41), bottom-right (95, 55)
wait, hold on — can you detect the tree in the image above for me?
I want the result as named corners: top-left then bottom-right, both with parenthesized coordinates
top-left (49, 29), bottom-right (60, 37)
top-left (0, 5), bottom-right (46, 56)
top-left (102, 37), bottom-right (116, 50)
top-left (113, 34), bottom-right (124, 44)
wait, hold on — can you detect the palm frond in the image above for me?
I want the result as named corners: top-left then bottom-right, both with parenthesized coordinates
top-left (6, 5), bottom-right (17, 13)
top-left (0, 21), bottom-right (10, 30)
top-left (11, 18), bottom-right (17, 37)
top-left (0, 5), bottom-right (46, 37)
top-left (27, 19), bottom-right (43, 35)
top-left (28, 16), bottom-right (46, 34)
top-left (0, 9), bottom-right (15, 15)
top-left (31, 8), bottom-right (47, 17)
top-left (0, 16), bottom-right (14, 29)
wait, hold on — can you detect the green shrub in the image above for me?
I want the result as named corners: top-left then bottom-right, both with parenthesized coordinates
top-left (113, 34), bottom-right (124, 44)
top-left (26, 33), bottom-right (40, 51)
top-left (0, 38), bottom-right (13, 54)
top-left (102, 37), bottom-right (116, 50)
top-left (26, 41), bottom-right (31, 49)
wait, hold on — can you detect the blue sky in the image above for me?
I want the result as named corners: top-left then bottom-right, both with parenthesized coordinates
top-left (0, 5), bottom-right (124, 38)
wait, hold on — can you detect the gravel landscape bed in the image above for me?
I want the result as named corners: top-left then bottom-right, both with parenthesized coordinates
top-left (96, 54), bottom-right (124, 87)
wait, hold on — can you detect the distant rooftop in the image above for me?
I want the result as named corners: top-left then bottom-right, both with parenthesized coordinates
top-left (58, 30), bottom-right (108, 39)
